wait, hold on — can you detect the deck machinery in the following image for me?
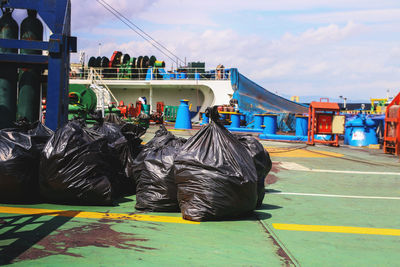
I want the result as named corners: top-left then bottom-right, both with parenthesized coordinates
top-left (383, 92), bottom-right (400, 156)
top-left (0, 0), bottom-right (76, 130)
top-left (307, 99), bottom-right (344, 147)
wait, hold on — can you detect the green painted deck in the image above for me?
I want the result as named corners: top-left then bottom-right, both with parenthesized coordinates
top-left (1, 126), bottom-right (400, 266)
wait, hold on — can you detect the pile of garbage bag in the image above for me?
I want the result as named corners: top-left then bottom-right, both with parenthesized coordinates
top-left (134, 126), bottom-right (186, 211)
top-left (174, 107), bottom-right (268, 221)
top-left (39, 120), bottom-right (144, 205)
top-left (0, 121), bottom-right (53, 202)
top-left (0, 106), bottom-right (272, 220)
top-left (130, 106), bottom-right (271, 220)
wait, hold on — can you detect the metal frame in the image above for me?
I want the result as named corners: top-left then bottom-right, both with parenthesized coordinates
top-left (307, 101), bottom-right (340, 147)
top-left (383, 92), bottom-right (400, 156)
top-left (0, 0), bottom-right (77, 130)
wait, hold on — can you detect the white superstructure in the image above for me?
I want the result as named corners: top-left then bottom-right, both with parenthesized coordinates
top-left (70, 67), bottom-right (234, 115)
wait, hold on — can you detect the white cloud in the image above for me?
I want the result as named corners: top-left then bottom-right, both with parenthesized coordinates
top-left (291, 9), bottom-right (400, 24)
top-left (138, 0), bottom-right (400, 21)
top-left (71, 0), bottom-right (158, 30)
top-left (71, 1), bottom-right (400, 101)
top-left (281, 22), bottom-right (363, 45)
top-left (70, 0), bottom-right (400, 30)
top-left (79, 21), bottom-right (400, 99)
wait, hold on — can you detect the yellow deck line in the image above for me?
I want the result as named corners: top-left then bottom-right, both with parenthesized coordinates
top-left (0, 206), bottom-right (199, 225)
top-left (265, 147), bottom-right (343, 158)
top-left (273, 223), bottom-right (400, 236)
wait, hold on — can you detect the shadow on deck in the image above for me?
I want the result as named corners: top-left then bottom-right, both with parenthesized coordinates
top-left (0, 211), bottom-right (78, 265)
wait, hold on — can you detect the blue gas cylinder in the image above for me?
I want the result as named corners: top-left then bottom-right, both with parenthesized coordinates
top-left (344, 114), bottom-right (378, 146)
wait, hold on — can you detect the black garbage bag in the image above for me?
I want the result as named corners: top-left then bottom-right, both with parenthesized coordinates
top-left (174, 107), bottom-right (258, 221)
top-left (0, 131), bottom-right (38, 202)
top-left (119, 123), bottom-right (146, 160)
top-left (0, 121), bottom-right (53, 203)
top-left (91, 120), bottom-right (124, 143)
top-left (110, 123), bottom-right (146, 196)
top-left (4, 119), bottom-right (54, 152)
top-left (39, 121), bottom-right (122, 205)
top-left (92, 121), bottom-right (147, 196)
top-left (134, 126), bottom-right (186, 211)
top-left (104, 113), bottom-right (124, 124)
top-left (235, 135), bottom-right (272, 208)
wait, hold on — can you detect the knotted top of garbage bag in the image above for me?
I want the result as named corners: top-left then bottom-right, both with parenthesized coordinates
top-left (8, 119), bottom-right (52, 136)
top-left (2, 119), bottom-right (53, 152)
top-left (120, 123), bottom-right (146, 141)
top-left (138, 112), bottom-right (150, 120)
top-left (205, 106), bottom-right (221, 123)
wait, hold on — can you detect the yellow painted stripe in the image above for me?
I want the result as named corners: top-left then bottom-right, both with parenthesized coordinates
top-left (265, 147), bottom-right (343, 158)
top-left (0, 206), bottom-right (199, 225)
top-left (273, 223), bottom-right (400, 236)
top-left (168, 129), bottom-right (187, 132)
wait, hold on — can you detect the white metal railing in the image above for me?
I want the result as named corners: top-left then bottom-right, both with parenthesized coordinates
top-left (70, 67), bottom-right (231, 81)
top-left (88, 68), bottom-right (118, 103)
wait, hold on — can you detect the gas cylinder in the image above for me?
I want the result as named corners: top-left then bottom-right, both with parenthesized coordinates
top-left (20, 10), bottom-right (43, 55)
top-left (0, 8), bottom-right (18, 129)
top-left (17, 9), bottom-right (43, 122)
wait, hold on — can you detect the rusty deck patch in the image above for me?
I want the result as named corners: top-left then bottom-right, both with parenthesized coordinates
top-left (14, 222), bottom-right (156, 262)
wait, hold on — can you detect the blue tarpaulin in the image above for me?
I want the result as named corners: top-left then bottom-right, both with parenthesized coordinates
top-left (277, 113), bottom-right (296, 132)
top-left (231, 69), bottom-right (308, 114)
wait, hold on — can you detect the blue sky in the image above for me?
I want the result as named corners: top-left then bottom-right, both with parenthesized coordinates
top-left (67, 0), bottom-right (400, 102)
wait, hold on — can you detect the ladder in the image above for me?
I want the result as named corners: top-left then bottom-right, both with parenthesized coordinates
top-left (88, 68), bottom-right (118, 103)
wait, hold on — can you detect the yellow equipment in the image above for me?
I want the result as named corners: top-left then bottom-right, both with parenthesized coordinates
top-left (370, 98), bottom-right (388, 114)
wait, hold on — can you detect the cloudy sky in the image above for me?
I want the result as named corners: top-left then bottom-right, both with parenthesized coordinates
top-left (68, 0), bottom-right (400, 101)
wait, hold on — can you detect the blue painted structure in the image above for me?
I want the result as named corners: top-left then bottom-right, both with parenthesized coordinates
top-left (344, 114), bottom-right (378, 146)
top-left (157, 68), bottom-right (171, 80)
top-left (254, 115), bottom-right (264, 130)
top-left (262, 114), bottom-right (278, 135)
top-left (258, 133), bottom-right (332, 142)
top-left (145, 68), bottom-right (153, 80)
top-left (175, 99), bottom-right (192, 129)
top-left (228, 113), bottom-right (265, 133)
top-left (178, 73), bottom-right (187, 79)
top-left (230, 113), bottom-right (241, 128)
top-left (295, 115), bottom-right (308, 136)
top-left (146, 67), bottom-right (172, 80)
top-left (200, 112), bottom-right (209, 125)
top-left (0, 0), bottom-right (76, 130)
top-left (259, 134), bottom-right (308, 142)
top-left (259, 114), bottom-right (311, 142)
top-left (370, 114), bottom-right (385, 142)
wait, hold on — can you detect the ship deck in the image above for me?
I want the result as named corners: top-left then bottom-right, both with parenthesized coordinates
top-left (1, 125), bottom-right (399, 266)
